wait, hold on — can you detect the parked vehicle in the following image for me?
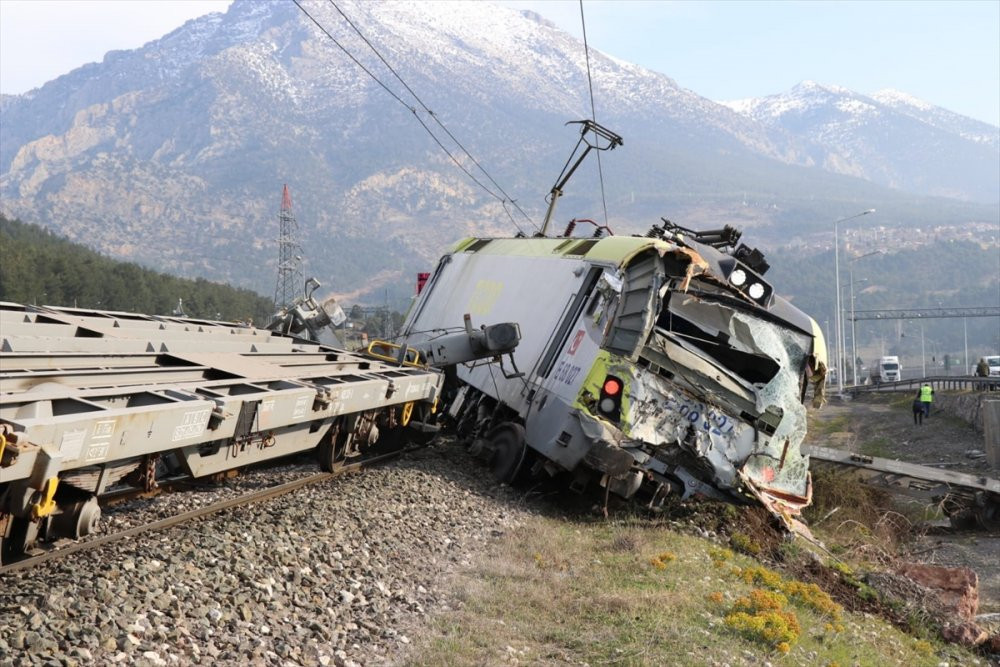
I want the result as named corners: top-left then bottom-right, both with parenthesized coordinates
top-left (985, 356), bottom-right (1000, 378)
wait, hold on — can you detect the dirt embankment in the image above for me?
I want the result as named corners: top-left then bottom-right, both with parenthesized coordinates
top-left (805, 392), bottom-right (1000, 614)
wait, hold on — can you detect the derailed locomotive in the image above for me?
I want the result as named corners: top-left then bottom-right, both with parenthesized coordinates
top-left (400, 221), bottom-right (827, 526)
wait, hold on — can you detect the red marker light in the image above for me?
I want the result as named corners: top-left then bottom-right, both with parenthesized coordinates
top-left (603, 378), bottom-right (621, 396)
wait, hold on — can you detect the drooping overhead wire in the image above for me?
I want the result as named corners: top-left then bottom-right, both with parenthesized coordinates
top-left (291, 0), bottom-right (536, 235)
top-left (328, 0), bottom-right (536, 231)
top-left (578, 0), bottom-right (611, 228)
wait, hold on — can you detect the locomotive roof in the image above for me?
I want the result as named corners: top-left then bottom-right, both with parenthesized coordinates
top-left (447, 233), bottom-right (822, 348)
top-left (448, 235), bottom-right (676, 264)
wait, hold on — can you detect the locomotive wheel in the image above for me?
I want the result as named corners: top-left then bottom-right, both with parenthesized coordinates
top-left (455, 405), bottom-right (480, 441)
top-left (947, 510), bottom-right (978, 530)
top-left (1, 515), bottom-right (39, 565)
top-left (489, 423), bottom-right (526, 484)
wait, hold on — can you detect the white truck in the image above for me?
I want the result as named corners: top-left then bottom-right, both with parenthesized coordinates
top-left (869, 356), bottom-right (901, 384)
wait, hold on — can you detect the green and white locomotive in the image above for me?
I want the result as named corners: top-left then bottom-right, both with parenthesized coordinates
top-left (400, 220), bottom-right (827, 524)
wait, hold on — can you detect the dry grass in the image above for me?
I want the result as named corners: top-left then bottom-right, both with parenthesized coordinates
top-left (805, 469), bottom-right (921, 564)
top-left (408, 514), bottom-right (976, 666)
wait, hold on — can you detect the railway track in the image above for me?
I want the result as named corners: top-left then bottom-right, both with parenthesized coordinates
top-left (0, 450), bottom-right (399, 575)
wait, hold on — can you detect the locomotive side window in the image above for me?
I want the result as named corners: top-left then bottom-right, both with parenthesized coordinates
top-left (536, 267), bottom-right (603, 379)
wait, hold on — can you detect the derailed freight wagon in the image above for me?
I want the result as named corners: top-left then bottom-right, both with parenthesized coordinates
top-left (400, 222), bottom-right (827, 525)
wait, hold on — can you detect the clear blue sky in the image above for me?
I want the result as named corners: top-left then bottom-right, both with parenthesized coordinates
top-left (501, 0), bottom-right (1000, 125)
top-left (2, 0), bottom-right (998, 126)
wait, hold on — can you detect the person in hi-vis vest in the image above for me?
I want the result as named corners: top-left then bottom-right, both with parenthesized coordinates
top-left (918, 384), bottom-right (934, 417)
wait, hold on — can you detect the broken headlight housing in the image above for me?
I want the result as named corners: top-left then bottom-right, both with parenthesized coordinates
top-left (719, 259), bottom-right (773, 306)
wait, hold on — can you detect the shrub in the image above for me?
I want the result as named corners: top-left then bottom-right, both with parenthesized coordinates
top-left (730, 532), bottom-right (762, 556)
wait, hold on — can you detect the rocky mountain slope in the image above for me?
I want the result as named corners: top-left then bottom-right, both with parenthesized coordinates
top-left (722, 81), bottom-right (998, 202)
top-left (1, 0), bottom-right (996, 302)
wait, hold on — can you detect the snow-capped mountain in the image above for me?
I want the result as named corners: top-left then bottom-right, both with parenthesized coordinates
top-left (0, 1), bottom-right (996, 301)
top-left (872, 88), bottom-right (998, 149)
top-left (722, 81), bottom-right (999, 202)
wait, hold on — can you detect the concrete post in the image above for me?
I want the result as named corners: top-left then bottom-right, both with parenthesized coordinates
top-left (984, 400), bottom-right (1000, 470)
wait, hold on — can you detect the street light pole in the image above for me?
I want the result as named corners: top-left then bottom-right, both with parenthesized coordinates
top-left (847, 250), bottom-right (882, 386)
top-left (850, 276), bottom-right (859, 386)
top-left (921, 322), bottom-right (926, 378)
top-left (963, 317), bottom-right (968, 375)
top-left (833, 209), bottom-right (875, 395)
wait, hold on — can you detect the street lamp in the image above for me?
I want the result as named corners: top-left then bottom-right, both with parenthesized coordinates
top-left (847, 250), bottom-right (883, 386)
top-left (833, 209), bottom-right (876, 395)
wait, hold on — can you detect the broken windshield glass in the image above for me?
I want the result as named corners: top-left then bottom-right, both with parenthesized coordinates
top-left (656, 294), bottom-right (784, 385)
top-left (651, 289), bottom-right (813, 497)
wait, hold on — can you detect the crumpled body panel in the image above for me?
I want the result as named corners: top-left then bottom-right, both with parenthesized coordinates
top-left (592, 293), bottom-right (813, 522)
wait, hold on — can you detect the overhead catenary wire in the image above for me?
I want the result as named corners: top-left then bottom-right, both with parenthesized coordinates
top-left (291, 0), bottom-right (535, 236)
top-left (328, 0), bottom-right (537, 232)
top-left (578, 0), bottom-right (611, 228)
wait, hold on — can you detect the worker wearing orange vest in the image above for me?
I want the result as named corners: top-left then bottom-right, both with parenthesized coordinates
top-left (918, 384), bottom-right (934, 418)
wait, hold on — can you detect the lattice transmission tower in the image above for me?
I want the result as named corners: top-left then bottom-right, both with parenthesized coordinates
top-left (273, 184), bottom-right (305, 312)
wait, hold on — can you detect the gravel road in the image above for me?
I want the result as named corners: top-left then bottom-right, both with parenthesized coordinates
top-left (0, 440), bottom-right (530, 666)
top-left (810, 392), bottom-right (991, 476)
top-left (805, 392), bottom-right (1000, 613)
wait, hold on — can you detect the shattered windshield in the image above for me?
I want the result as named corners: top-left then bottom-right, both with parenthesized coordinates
top-left (655, 292), bottom-right (812, 397)
top-left (654, 292), bottom-right (813, 497)
top-left (657, 296), bottom-right (781, 386)
top-left (734, 312), bottom-right (811, 497)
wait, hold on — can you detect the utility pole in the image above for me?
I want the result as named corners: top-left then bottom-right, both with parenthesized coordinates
top-left (273, 184), bottom-right (305, 312)
top-left (964, 317), bottom-right (968, 375)
top-left (847, 250), bottom-right (881, 386)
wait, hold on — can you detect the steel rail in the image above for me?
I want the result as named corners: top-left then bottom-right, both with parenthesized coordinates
top-left (0, 450), bottom-right (400, 575)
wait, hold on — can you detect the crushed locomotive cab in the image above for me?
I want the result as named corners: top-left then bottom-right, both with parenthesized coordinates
top-left (400, 220), bottom-right (827, 528)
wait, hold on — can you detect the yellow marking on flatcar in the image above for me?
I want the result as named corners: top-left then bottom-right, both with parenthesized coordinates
top-left (31, 477), bottom-right (59, 520)
top-left (401, 402), bottom-right (414, 427)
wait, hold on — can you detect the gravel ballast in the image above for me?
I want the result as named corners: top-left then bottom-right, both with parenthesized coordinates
top-left (0, 440), bottom-right (530, 666)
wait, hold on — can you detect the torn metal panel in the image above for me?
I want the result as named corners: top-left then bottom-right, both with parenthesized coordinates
top-left (625, 364), bottom-right (755, 491)
top-left (661, 246), bottom-right (710, 292)
top-left (591, 254), bottom-right (814, 515)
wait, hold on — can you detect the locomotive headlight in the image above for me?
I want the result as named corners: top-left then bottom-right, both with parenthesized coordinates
top-left (748, 282), bottom-right (765, 300)
top-left (729, 268), bottom-right (747, 287)
top-left (599, 397), bottom-right (617, 413)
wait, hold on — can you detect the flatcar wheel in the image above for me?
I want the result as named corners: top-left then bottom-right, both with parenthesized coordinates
top-left (489, 423), bottom-right (526, 484)
top-left (50, 496), bottom-right (102, 540)
top-left (1, 516), bottom-right (39, 565)
top-left (318, 422), bottom-right (348, 473)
